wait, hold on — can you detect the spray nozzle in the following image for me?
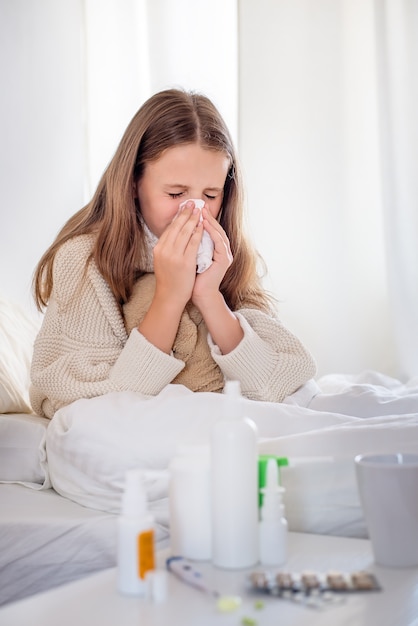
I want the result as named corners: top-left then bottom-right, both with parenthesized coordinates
top-left (223, 380), bottom-right (243, 420)
top-left (260, 458), bottom-right (284, 496)
top-left (260, 458), bottom-right (286, 523)
top-left (260, 459), bottom-right (284, 494)
top-left (122, 468), bottom-right (148, 518)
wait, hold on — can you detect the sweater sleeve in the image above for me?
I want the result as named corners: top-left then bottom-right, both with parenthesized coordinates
top-left (207, 308), bottom-right (317, 403)
top-left (29, 236), bottom-right (184, 418)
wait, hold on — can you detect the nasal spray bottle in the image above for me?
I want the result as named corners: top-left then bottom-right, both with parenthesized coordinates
top-left (117, 468), bottom-right (155, 595)
top-left (211, 380), bottom-right (259, 569)
top-left (259, 458), bottom-right (288, 566)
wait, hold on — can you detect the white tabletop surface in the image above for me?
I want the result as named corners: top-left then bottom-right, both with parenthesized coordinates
top-left (1, 532), bottom-right (418, 626)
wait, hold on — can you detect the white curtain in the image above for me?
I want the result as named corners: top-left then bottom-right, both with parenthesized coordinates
top-left (83, 0), bottom-right (238, 194)
top-left (239, 0), bottom-right (418, 379)
top-left (82, 0), bottom-right (152, 196)
top-left (375, 0), bottom-right (418, 379)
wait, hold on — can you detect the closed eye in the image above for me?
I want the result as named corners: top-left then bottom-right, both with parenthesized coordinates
top-left (169, 192), bottom-right (185, 199)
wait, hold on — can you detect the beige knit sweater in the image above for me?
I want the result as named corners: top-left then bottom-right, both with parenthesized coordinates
top-left (123, 273), bottom-right (225, 393)
top-left (30, 234), bottom-right (317, 418)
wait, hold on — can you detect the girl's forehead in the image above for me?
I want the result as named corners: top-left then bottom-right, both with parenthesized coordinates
top-left (146, 144), bottom-right (230, 179)
top-left (156, 142), bottom-right (229, 163)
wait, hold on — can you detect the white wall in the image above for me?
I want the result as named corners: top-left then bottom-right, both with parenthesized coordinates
top-left (0, 0), bottom-right (85, 315)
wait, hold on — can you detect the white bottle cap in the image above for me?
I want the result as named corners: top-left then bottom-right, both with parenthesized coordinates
top-left (223, 380), bottom-right (242, 419)
top-left (224, 380), bottom-right (241, 397)
top-left (145, 570), bottom-right (168, 604)
top-left (121, 469), bottom-right (147, 517)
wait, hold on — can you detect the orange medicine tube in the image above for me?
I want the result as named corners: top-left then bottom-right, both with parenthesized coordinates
top-left (117, 469), bottom-right (155, 595)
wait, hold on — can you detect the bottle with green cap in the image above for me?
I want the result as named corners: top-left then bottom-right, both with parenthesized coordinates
top-left (258, 455), bottom-right (288, 507)
top-left (259, 457), bottom-right (288, 566)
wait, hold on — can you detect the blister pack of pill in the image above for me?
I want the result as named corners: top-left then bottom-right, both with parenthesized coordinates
top-left (247, 569), bottom-right (381, 610)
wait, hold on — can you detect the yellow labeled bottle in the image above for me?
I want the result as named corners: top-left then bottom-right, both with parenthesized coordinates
top-left (117, 469), bottom-right (155, 595)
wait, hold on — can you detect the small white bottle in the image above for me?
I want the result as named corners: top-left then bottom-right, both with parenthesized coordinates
top-left (259, 458), bottom-right (288, 566)
top-left (117, 468), bottom-right (155, 595)
top-left (211, 380), bottom-right (259, 569)
top-left (169, 445), bottom-right (211, 560)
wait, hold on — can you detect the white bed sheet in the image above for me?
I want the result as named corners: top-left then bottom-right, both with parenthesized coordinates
top-left (44, 372), bottom-right (418, 539)
top-left (0, 412), bottom-right (49, 488)
top-left (0, 484), bottom-right (169, 606)
top-left (0, 484), bottom-right (117, 605)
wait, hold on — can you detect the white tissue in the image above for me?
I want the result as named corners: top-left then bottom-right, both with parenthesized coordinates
top-left (179, 199), bottom-right (214, 273)
top-left (197, 230), bottom-right (215, 273)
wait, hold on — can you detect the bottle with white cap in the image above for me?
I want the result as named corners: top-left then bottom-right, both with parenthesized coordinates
top-left (117, 468), bottom-right (155, 595)
top-left (211, 380), bottom-right (259, 569)
top-left (259, 457), bottom-right (288, 566)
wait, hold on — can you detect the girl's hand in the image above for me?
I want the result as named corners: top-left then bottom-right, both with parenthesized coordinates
top-left (191, 208), bottom-right (244, 354)
top-left (152, 202), bottom-right (203, 309)
top-left (191, 207), bottom-right (233, 308)
top-left (138, 202), bottom-right (203, 354)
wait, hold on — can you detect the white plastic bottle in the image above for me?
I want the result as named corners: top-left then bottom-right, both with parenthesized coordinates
top-left (211, 380), bottom-right (259, 569)
top-left (169, 445), bottom-right (212, 560)
top-left (259, 458), bottom-right (288, 566)
top-left (117, 468), bottom-right (155, 595)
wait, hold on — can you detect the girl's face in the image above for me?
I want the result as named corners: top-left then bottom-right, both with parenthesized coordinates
top-left (135, 143), bottom-right (230, 237)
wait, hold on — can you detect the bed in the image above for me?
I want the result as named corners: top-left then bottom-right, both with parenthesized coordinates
top-left (0, 481), bottom-right (117, 605)
top-left (1, 297), bottom-right (418, 606)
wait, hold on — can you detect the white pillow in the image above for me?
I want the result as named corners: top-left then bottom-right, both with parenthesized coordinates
top-left (0, 298), bottom-right (40, 413)
top-left (0, 413), bottom-right (50, 488)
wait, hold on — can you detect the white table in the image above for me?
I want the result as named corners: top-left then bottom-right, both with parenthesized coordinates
top-left (1, 533), bottom-right (418, 626)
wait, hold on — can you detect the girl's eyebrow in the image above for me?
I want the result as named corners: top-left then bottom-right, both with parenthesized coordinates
top-left (164, 184), bottom-right (224, 192)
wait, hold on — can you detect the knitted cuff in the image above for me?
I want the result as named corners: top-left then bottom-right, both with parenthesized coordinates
top-left (110, 328), bottom-right (185, 395)
top-left (208, 313), bottom-right (278, 392)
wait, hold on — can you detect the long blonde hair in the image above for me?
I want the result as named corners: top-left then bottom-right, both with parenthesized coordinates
top-left (33, 88), bottom-right (274, 313)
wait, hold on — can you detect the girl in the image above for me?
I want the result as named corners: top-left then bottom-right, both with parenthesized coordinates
top-left (31, 88), bottom-right (317, 418)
